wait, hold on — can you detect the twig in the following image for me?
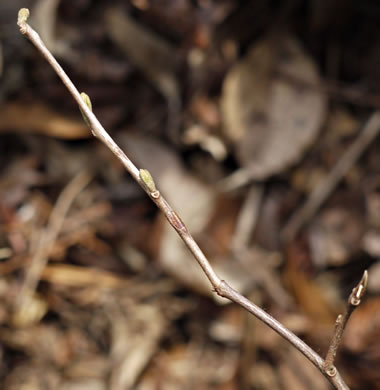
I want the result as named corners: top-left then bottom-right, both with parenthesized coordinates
top-left (282, 111), bottom-right (380, 243)
top-left (17, 8), bottom-right (351, 389)
top-left (16, 169), bottom-right (92, 310)
top-left (231, 185), bottom-right (293, 309)
top-left (324, 270), bottom-right (368, 376)
top-left (231, 184), bottom-right (264, 252)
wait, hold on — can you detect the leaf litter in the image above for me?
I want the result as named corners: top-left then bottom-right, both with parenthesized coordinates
top-left (1, 1), bottom-right (380, 389)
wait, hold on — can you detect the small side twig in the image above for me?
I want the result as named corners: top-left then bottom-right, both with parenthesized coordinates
top-left (17, 8), bottom-right (353, 390)
top-left (324, 270), bottom-right (368, 376)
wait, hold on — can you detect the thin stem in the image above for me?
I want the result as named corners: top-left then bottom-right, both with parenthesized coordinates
top-left (17, 9), bottom-right (351, 390)
top-left (324, 270), bottom-right (368, 376)
top-left (16, 170), bottom-right (92, 310)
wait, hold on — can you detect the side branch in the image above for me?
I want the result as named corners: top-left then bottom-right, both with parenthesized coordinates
top-left (17, 8), bottom-right (353, 390)
top-left (324, 270), bottom-right (368, 376)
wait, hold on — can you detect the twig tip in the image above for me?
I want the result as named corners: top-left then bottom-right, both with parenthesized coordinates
top-left (362, 269), bottom-right (368, 287)
top-left (17, 8), bottom-right (30, 31)
top-left (351, 269), bottom-right (368, 306)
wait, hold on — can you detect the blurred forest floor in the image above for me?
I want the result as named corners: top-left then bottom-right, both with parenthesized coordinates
top-left (1, 0), bottom-right (380, 389)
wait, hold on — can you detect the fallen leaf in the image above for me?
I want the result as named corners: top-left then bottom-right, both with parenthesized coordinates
top-left (221, 35), bottom-right (326, 180)
top-left (41, 264), bottom-right (127, 288)
top-left (108, 304), bottom-right (166, 389)
top-left (0, 102), bottom-right (90, 139)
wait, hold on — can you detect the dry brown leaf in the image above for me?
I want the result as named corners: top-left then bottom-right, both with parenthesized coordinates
top-left (109, 304), bottom-right (166, 389)
top-left (60, 379), bottom-right (106, 390)
top-left (343, 298), bottom-right (380, 353)
top-left (340, 298), bottom-right (380, 387)
top-left (139, 342), bottom-right (238, 389)
top-left (250, 362), bottom-right (280, 390)
top-left (284, 260), bottom-right (337, 324)
top-left (209, 305), bottom-right (244, 344)
top-left (309, 207), bottom-right (364, 267)
top-left (0, 102), bottom-right (90, 139)
top-left (4, 362), bottom-right (61, 390)
top-left (0, 324), bottom-right (70, 366)
top-left (221, 35), bottom-right (326, 180)
top-left (11, 293), bottom-right (48, 327)
top-left (65, 356), bottom-right (109, 380)
top-left (41, 264), bottom-right (127, 288)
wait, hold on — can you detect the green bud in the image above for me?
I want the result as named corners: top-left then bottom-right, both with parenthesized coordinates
top-left (18, 8), bottom-right (30, 25)
top-left (81, 92), bottom-right (92, 111)
top-left (79, 92), bottom-right (92, 129)
top-left (139, 169), bottom-right (157, 193)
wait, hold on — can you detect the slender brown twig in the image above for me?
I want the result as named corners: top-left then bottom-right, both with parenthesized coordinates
top-left (15, 170), bottom-right (92, 314)
top-left (17, 8), bottom-right (360, 389)
top-left (324, 270), bottom-right (368, 376)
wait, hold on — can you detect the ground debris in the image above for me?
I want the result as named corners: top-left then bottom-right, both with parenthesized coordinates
top-left (1, 1), bottom-right (380, 389)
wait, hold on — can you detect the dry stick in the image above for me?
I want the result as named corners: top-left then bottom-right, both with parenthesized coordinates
top-left (282, 111), bottom-right (380, 243)
top-left (324, 270), bottom-right (368, 376)
top-left (231, 186), bottom-right (293, 309)
top-left (16, 170), bottom-right (92, 310)
top-left (231, 184), bottom-right (264, 251)
top-left (17, 9), bottom-right (351, 390)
